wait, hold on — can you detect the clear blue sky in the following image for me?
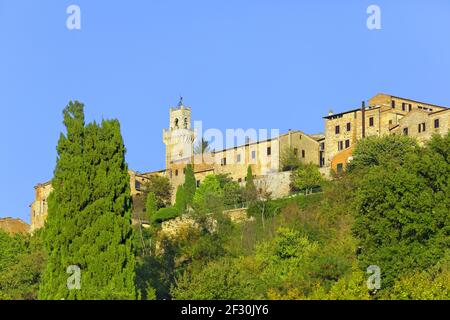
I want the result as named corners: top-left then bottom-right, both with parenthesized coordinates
top-left (1, 0), bottom-right (450, 223)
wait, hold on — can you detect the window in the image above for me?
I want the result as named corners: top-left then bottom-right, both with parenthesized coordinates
top-left (335, 125), bottom-right (340, 134)
top-left (434, 119), bottom-right (440, 129)
top-left (294, 148), bottom-right (298, 156)
top-left (346, 122), bottom-right (351, 131)
top-left (369, 117), bottom-right (374, 127)
top-left (221, 157), bottom-right (227, 166)
top-left (135, 181), bottom-right (141, 190)
top-left (403, 127), bottom-right (409, 136)
top-left (175, 169), bottom-right (179, 176)
top-left (237, 154), bottom-right (241, 163)
top-left (418, 123), bottom-right (426, 133)
top-left (320, 142), bottom-right (325, 151)
top-left (238, 178), bottom-right (242, 183)
top-left (301, 149), bottom-right (305, 158)
top-left (389, 120), bottom-right (393, 125)
top-left (251, 150), bottom-right (256, 159)
top-left (402, 103), bottom-right (406, 111)
top-left (408, 104), bottom-right (412, 111)
top-left (345, 139), bottom-right (350, 149)
top-left (338, 141), bottom-right (343, 151)
top-left (391, 100), bottom-right (396, 108)
top-left (336, 163), bottom-right (343, 174)
top-left (267, 147), bottom-right (271, 156)
top-left (196, 180), bottom-right (200, 187)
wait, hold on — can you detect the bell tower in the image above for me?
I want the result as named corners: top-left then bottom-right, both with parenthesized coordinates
top-left (163, 97), bottom-right (195, 169)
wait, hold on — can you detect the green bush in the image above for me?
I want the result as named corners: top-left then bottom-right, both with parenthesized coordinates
top-left (151, 207), bottom-right (180, 224)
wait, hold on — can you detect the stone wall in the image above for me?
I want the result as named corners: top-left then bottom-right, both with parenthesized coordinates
top-left (0, 217), bottom-right (30, 234)
top-left (254, 171), bottom-right (292, 199)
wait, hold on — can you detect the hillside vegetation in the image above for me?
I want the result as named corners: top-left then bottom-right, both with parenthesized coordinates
top-left (0, 104), bottom-right (448, 300)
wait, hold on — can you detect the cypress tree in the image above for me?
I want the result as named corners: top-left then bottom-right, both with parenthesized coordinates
top-left (184, 164), bottom-right (196, 207)
top-left (174, 185), bottom-right (187, 213)
top-left (145, 192), bottom-right (157, 222)
top-left (244, 165), bottom-right (257, 203)
top-left (39, 102), bottom-right (136, 300)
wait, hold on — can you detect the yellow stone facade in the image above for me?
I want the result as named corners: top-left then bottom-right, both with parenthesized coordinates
top-left (325, 93), bottom-right (449, 170)
top-left (30, 93), bottom-right (449, 232)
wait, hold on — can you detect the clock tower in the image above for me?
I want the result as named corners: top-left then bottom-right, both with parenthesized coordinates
top-left (163, 98), bottom-right (195, 170)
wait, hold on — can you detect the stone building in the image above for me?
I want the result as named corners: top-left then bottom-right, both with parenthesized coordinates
top-left (29, 93), bottom-right (449, 231)
top-left (324, 93), bottom-right (449, 172)
top-left (30, 99), bottom-right (323, 231)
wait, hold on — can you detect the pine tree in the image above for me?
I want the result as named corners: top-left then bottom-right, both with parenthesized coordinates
top-left (39, 101), bottom-right (136, 300)
top-left (184, 164), bottom-right (196, 207)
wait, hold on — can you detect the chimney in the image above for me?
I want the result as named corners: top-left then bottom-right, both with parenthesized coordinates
top-left (361, 101), bottom-right (366, 139)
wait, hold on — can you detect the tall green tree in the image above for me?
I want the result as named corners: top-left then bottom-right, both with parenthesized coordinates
top-left (174, 185), bottom-right (187, 213)
top-left (184, 164), bottom-right (196, 207)
top-left (244, 165), bottom-right (257, 203)
top-left (145, 192), bottom-right (157, 222)
top-left (39, 101), bottom-right (136, 300)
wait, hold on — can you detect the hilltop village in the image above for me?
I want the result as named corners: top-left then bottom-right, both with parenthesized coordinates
top-left (16, 93), bottom-right (450, 233)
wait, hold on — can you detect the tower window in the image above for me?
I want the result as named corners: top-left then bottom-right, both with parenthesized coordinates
top-left (174, 118), bottom-right (179, 128)
top-left (402, 103), bottom-right (406, 111)
top-left (391, 100), bottom-right (396, 108)
top-left (267, 147), bottom-right (271, 156)
top-left (301, 149), bottom-right (305, 158)
top-left (335, 125), bottom-right (340, 134)
top-left (345, 139), bottom-right (350, 149)
top-left (434, 118), bottom-right (440, 128)
top-left (369, 117), bottom-right (374, 127)
top-left (346, 122), bottom-right (351, 131)
top-left (408, 104), bottom-right (412, 111)
top-left (183, 118), bottom-right (188, 129)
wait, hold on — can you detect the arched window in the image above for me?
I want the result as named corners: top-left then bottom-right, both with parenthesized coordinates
top-left (184, 117), bottom-right (188, 129)
top-left (174, 118), bottom-right (179, 128)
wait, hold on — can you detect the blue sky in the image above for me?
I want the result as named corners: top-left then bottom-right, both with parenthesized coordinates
top-left (1, 0), bottom-right (450, 223)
